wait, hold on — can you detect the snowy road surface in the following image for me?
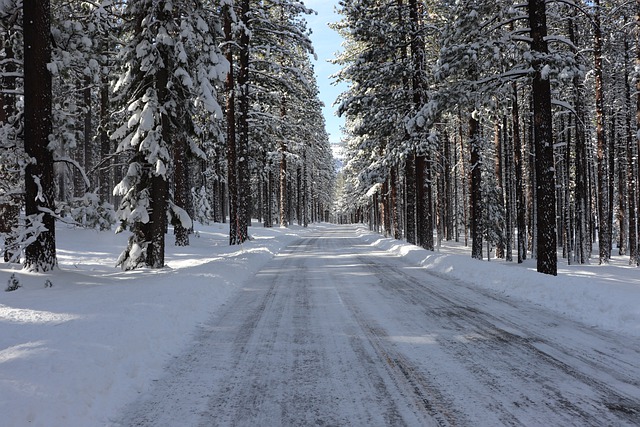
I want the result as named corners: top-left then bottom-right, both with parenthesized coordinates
top-left (115, 226), bottom-right (640, 426)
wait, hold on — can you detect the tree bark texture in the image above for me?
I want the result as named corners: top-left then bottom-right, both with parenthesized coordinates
top-left (529, 0), bottom-right (557, 275)
top-left (469, 114), bottom-right (483, 260)
top-left (23, 0), bottom-right (57, 271)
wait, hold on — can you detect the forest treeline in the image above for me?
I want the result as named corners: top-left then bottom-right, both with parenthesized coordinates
top-left (0, 0), bottom-right (335, 272)
top-left (332, 0), bottom-right (639, 275)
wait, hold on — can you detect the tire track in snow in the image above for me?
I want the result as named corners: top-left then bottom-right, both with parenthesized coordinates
top-left (116, 233), bottom-right (437, 426)
top-left (349, 249), bottom-right (640, 426)
top-left (114, 226), bottom-right (640, 426)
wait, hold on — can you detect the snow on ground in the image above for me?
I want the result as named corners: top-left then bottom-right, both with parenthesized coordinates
top-left (0, 222), bottom-right (639, 426)
top-left (358, 227), bottom-right (640, 338)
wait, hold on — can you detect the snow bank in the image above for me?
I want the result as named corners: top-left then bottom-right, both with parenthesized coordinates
top-left (356, 226), bottom-right (640, 338)
top-left (0, 223), bottom-right (307, 427)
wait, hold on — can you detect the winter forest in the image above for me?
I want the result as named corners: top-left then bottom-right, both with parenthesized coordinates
top-left (1, 0), bottom-right (639, 278)
top-left (0, 0), bottom-right (335, 273)
top-left (332, 0), bottom-right (640, 276)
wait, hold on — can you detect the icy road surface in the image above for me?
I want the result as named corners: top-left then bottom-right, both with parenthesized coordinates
top-left (116, 227), bottom-right (640, 426)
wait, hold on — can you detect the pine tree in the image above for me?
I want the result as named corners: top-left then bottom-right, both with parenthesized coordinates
top-left (0, 0), bottom-right (23, 263)
top-left (529, 0), bottom-right (557, 275)
top-left (23, 0), bottom-right (57, 272)
top-left (112, 0), bottom-right (226, 267)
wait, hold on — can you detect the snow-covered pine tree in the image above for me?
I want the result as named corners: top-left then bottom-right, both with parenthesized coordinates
top-left (46, 2), bottom-right (120, 230)
top-left (333, 0), bottom-right (418, 238)
top-left (0, 0), bottom-right (24, 262)
top-left (112, 0), bottom-right (226, 268)
top-left (244, 0), bottom-right (315, 229)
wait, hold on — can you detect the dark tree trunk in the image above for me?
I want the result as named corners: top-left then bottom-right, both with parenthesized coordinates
top-left (529, 0), bottom-right (557, 275)
top-left (503, 115), bottom-right (513, 262)
top-left (444, 131), bottom-right (454, 241)
top-left (391, 167), bottom-right (400, 239)
top-left (405, 153), bottom-right (416, 244)
top-left (636, 0), bottom-right (640, 266)
top-left (296, 166), bottom-right (302, 226)
top-left (303, 151), bottom-right (309, 227)
top-left (83, 74), bottom-right (92, 192)
top-left (173, 135), bottom-right (190, 246)
top-left (99, 53), bottom-right (111, 205)
top-left (494, 120), bottom-right (505, 259)
top-left (146, 9), bottom-right (171, 268)
top-left (568, 12), bottom-right (589, 264)
top-left (23, 0), bottom-right (57, 271)
top-left (458, 111), bottom-right (469, 247)
top-left (469, 114), bottom-right (483, 260)
top-left (616, 112), bottom-right (627, 256)
top-left (416, 154), bottom-right (433, 250)
top-left (627, 32), bottom-right (638, 265)
top-left (382, 179), bottom-right (390, 237)
top-left (236, 0), bottom-right (250, 241)
top-left (279, 103), bottom-right (288, 227)
top-left (224, 7), bottom-right (239, 244)
top-left (512, 86), bottom-right (526, 262)
top-left (594, 0), bottom-right (610, 264)
top-left (263, 168), bottom-right (272, 227)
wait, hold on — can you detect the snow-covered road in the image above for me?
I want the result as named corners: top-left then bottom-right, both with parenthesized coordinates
top-left (116, 227), bottom-right (640, 426)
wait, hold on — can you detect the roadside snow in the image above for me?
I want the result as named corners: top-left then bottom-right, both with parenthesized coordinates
top-left (0, 222), bottom-right (639, 426)
top-left (358, 226), bottom-right (640, 338)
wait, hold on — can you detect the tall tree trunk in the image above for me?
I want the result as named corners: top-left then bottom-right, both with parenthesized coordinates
top-left (616, 112), bottom-right (627, 256)
top-left (173, 135), bottom-right (190, 246)
top-left (391, 167), bottom-right (400, 239)
top-left (494, 119), bottom-right (505, 259)
top-left (279, 125), bottom-right (288, 227)
top-left (564, 113), bottom-right (573, 264)
top-left (444, 131), bottom-right (454, 241)
top-left (568, 12), bottom-right (589, 264)
top-left (381, 179), bottom-right (389, 236)
top-left (594, 0), bottom-right (610, 264)
top-left (416, 154), bottom-right (433, 250)
top-left (503, 115), bottom-right (513, 262)
top-left (469, 114), bottom-right (483, 260)
top-left (99, 51), bottom-right (111, 205)
top-left (303, 151), bottom-right (309, 227)
top-left (405, 153), bottom-right (417, 244)
top-left (636, 0), bottom-right (640, 266)
top-left (83, 74), bottom-right (92, 193)
top-left (224, 7), bottom-right (239, 244)
top-left (297, 166), bottom-right (303, 226)
top-left (23, 0), bottom-right (57, 271)
top-left (146, 8), bottom-right (171, 268)
top-left (458, 110), bottom-right (469, 247)
top-left (264, 168), bottom-right (273, 227)
top-left (512, 83), bottom-right (526, 263)
top-left (409, 0), bottom-right (432, 250)
top-left (627, 32), bottom-right (638, 265)
top-left (529, 0), bottom-right (557, 275)
top-left (236, 0), bottom-right (250, 241)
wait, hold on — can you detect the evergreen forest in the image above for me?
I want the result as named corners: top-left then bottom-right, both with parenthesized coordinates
top-left (332, 0), bottom-right (640, 276)
top-left (0, 0), bottom-right (335, 272)
top-left (1, 0), bottom-right (639, 277)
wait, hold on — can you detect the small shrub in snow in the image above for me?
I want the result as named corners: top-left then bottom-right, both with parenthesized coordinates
top-left (59, 193), bottom-right (117, 230)
top-left (6, 273), bottom-right (20, 292)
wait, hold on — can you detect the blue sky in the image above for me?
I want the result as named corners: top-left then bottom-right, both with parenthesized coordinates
top-left (303, 0), bottom-right (348, 146)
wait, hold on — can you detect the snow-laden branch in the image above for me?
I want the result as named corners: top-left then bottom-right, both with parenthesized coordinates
top-left (54, 156), bottom-right (91, 190)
